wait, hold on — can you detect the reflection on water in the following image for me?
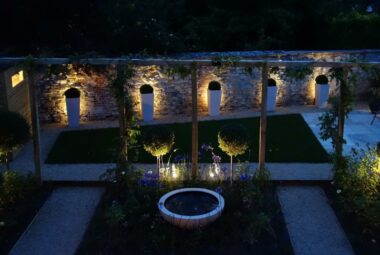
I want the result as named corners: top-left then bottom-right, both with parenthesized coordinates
top-left (165, 191), bottom-right (219, 216)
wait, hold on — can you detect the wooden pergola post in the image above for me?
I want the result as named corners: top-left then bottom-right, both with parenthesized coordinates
top-left (191, 63), bottom-right (198, 179)
top-left (259, 63), bottom-right (268, 171)
top-left (337, 66), bottom-right (349, 157)
top-left (26, 69), bottom-right (42, 183)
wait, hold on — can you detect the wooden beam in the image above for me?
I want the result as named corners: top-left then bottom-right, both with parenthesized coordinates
top-left (26, 70), bottom-right (42, 183)
top-left (191, 63), bottom-right (198, 179)
top-left (337, 67), bottom-right (349, 156)
top-left (259, 63), bottom-right (268, 171)
top-left (1, 57), bottom-right (380, 68)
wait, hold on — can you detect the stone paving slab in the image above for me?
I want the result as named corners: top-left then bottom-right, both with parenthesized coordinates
top-left (277, 186), bottom-right (354, 255)
top-left (10, 187), bottom-right (104, 255)
top-left (135, 163), bottom-right (333, 181)
top-left (302, 110), bottom-right (380, 155)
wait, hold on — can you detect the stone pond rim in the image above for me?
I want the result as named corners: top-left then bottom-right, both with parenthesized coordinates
top-left (158, 188), bottom-right (225, 229)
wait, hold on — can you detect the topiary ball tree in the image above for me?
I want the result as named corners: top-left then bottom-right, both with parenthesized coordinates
top-left (218, 124), bottom-right (249, 184)
top-left (143, 126), bottom-right (175, 178)
top-left (0, 110), bottom-right (30, 170)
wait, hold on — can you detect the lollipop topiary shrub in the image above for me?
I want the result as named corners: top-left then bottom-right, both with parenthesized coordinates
top-left (143, 125), bottom-right (175, 177)
top-left (218, 124), bottom-right (249, 184)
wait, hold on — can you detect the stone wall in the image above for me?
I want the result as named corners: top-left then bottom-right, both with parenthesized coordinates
top-left (37, 51), bottom-right (376, 123)
top-left (38, 68), bottom-right (118, 123)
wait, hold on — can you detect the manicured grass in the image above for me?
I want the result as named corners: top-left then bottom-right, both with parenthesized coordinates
top-left (76, 180), bottom-right (293, 255)
top-left (46, 114), bottom-right (329, 164)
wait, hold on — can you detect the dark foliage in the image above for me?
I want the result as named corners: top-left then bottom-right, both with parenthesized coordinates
top-left (0, 0), bottom-right (376, 56)
top-left (218, 124), bottom-right (249, 157)
top-left (0, 111), bottom-right (29, 155)
top-left (143, 126), bottom-right (175, 157)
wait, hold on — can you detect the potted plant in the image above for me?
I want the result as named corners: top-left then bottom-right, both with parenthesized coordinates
top-left (208, 81), bottom-right (222, 116)
top-left (64, 88), bottom-right (81, 127)
top-left (218, 124), bottom-right (249, 185)
top-left (315, 75), bottom-right (329, 108)
top-left (143, 126), bottom-right (175, 179)
top-left (267, 79), bottom-right (277, 111)
top-left (140, 84), bottom-right (154, 121)
top-left (0, 110), bottom-right (29, 170)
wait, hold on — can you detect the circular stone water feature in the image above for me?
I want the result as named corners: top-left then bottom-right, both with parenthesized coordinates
top-left (158, 188), bottom-right (225, 229)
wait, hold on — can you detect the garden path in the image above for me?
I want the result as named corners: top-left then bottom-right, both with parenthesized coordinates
top-left (10, 187), bottom-right (104, 255)
top-left (277, 186), bottom-right (354, 255)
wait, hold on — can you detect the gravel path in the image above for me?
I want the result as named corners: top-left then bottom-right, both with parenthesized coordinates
top-left (277, 186), bottom-right (355, 255)
top-left (10, 187), bottom-right (104, 255)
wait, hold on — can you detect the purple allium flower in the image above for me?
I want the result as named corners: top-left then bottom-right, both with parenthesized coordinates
top-left (201, 144), bottom-right (213, 151)
top-left (212, 154), bottom-right (221, 164)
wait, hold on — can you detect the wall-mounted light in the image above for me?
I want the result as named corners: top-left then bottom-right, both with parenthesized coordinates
top-left (11, 70), bottom-right (24, 87)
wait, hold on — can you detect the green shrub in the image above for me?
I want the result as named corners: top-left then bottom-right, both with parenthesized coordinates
top-left (143, 126), bottom-right (175, 157)
top-left (0, 171), bottom-right (37, 208)
top-left (334, 148), bottom-right (380, 232)
top-left (218, 124), bottom-right (249, 157)
top-left (315, 75), bottom-right (329, 84)
top-left (140, 84), bottom-right (153, 94)
top-left (218, 124), bottom-right (249, 184)
top-left (208, 81), bottom-right (221, 90)
top-left (0, 110), bottom-right (30, 169)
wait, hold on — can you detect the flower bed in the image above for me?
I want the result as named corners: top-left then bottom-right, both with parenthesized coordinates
top-left (324, 148), bottom-right (380, 255)
top-left (77, 172), bottom-right (293, 254)
top-left (0, 171), bottom-right (51, 254)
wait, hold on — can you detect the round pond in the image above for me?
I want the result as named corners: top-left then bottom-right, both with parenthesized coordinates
top-left (158, 188), bottom-right (225, 229)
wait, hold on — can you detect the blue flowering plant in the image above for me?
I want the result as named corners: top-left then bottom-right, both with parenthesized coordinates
top-left (139, 171), bottom-right (160, 187)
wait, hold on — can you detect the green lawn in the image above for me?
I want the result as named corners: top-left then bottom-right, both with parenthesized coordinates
top-left (46, 114), bottom-right (329, 164)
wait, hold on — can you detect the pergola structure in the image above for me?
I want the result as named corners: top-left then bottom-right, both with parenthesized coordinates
top-left (1, 57), bottom-right (380, 182)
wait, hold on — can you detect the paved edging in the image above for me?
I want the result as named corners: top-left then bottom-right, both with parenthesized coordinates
top-left (277, 186), bottom-right (354, 255)
top-left (10, 187), bottom-right (104, 255)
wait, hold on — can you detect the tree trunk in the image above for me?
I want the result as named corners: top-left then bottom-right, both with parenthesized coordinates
top-left (27, 68), bottom-right (42, 184)
top-left (157, 156), bottom-right (160, 180)
top-left (337, 67), bottom-right (348, 157)
top-left (191, 63), bottom-right (198, 180)
top-left (117, 99), bottom-right (126, 179)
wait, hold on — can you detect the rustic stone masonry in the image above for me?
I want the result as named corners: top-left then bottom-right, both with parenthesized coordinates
top-left (37, 51), bottom-right (377, 123)
top-left (38, 69), bottom-right (118, 123)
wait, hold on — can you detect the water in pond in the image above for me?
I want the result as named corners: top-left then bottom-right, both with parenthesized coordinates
top-left (164, 191), bottom-right (219, 216)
